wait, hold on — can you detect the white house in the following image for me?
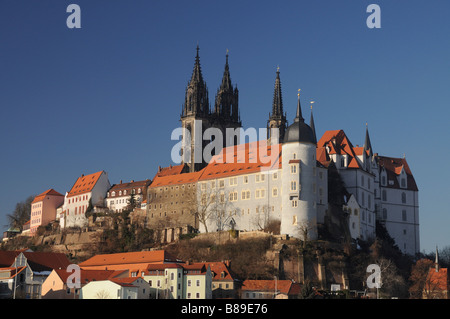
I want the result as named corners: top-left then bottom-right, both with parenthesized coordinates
top-left (80, 277), bottom-right (150, 299)
top-left (61, 170), bottom-right (111, 228)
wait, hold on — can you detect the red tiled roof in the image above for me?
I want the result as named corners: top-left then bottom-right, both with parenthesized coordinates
top-left (107, 180), bottom-right (151, 196)
top-left (150, 170), bottom-right (203, 188)
top-left (203, 262), bottom-right (235, 281)
top-left (0, 250), bottom-right (70, 271)
top-left (79, 250), bottom-right (181, 268)
top-left (32, 189), bottom-right (64, 204)
top-left (317, 130), bottom-right (362, 169)
top-left (53, 268), bottom-right (126, 284)
top-left (67, 171), bottom-right (105, 198)
top-left (241, 280), bottom-right (301, 295)
top-left (377, 156), bottom-right (418, 191)
top-left (155, 164), bottom-right (187, 177)
top-left (199, 141), bottom-right (282, 181)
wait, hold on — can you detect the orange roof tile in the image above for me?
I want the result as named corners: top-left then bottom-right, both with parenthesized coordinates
top-left (199, 141), bottom-right (281, 181)
top-left (155, 164), bottom-right (187, 177)
top-left (32, 189), bottom-right (64, 204)
top-left (317, 130), bottom-right (362, 169)
top-left (150, 170), bottom-right (203, 188)
top-left (54, 268), bottom-right (126, 284)
top-left (67, 171), bottom-right (105, 197)
top-left (79, 250), bottom-right (181, 268)
top-left (241, 280), bottom-right (301, 295)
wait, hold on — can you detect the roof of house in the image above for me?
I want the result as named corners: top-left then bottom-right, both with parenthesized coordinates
top-left (53, 268), bottom-right (126, 284)
top-left (0, 250), bottom-right (70, 271)
top-left (199, 141), bottom-right (282, 181)
top-left (67, 171), bottom-right (106, 198)
top-left (107, 179), bottom-right (151, 196)
top-left (155, 164), bottom-right (187, 177)
top-left (150, 170), bottom-right (203, 188)
top-left (241, 279), bottom-right (301, 295)
top-left (32, 189), bottom-right (64, 204)
top-left (203, 262), bottom-right (235, 281)
top-left (377, 155), bottom-right (418, 191)
top-left (79, 250), bottom-right (181, 269)
top-left (317, 130), bottom-right (362, 169)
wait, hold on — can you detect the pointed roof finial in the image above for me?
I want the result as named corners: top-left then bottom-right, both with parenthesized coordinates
top-left (436, 245), bottom-right (440, 272)
top-left (310, 100), bottom-right (315, 110)
top-left (295, 89), bottom-right (304, 122)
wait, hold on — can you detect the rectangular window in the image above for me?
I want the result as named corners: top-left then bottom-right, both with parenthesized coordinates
top-left (290, 164), bottom-right (297, 174)
top-left (272, 187), bottom-right (278, 197)
top-left (291, 200), bottom-right (298, 208)
top-left (402, 210), bottom-right (407, 221)
top-left (291, 181), bottom-right (297, 191)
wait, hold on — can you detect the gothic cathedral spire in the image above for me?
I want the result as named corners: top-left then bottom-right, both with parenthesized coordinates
top-left (182, 45), bottom-right (210, 117)
top-left (214, 50), bottom-right (240, 124)
top-left (268, 67), bottom-right (287, 143)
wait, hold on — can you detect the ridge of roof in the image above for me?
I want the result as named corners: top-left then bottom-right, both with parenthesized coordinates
top-left (67, 171), bottom-right (106, 198)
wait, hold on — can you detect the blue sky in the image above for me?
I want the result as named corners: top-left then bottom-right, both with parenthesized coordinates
top-left (0, 0), bottom-right (449, 254)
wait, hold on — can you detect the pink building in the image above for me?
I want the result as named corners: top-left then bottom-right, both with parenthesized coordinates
top-left (30, 189), bottom-right (64, 235)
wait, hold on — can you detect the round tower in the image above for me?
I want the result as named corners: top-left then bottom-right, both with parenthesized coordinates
top-left (281, 91), bottom-right (318, 240)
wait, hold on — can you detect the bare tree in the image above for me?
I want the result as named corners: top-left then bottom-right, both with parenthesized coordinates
top-left (7, 195), bottom-right (34, 230)
top-left (190, 183), bottom-right (238, 233)
top-left (296, 219), bottom-right (316, 249)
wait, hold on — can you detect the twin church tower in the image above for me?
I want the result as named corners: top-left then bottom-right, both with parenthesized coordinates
top-left (180, 46), bottom-right (308, 173)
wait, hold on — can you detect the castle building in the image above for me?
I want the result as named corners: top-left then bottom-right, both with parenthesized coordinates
top-left (146, 48), bottom-right (419, 255)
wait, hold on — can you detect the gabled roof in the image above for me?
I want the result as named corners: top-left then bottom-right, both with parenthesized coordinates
top-left (150, 170), bottom-right (203, 188)
top-left (199, 141), bottom-right (282, 181)
top-left (0, 250), bottom-right (70, 271)
top-left (204, 261), bottom-right (235, 281)
top-left (377, 156), bottom-right (418, 191)
top-left (107, 179), bottom-right (151, 196)
top-left (67, 171), bottom-right (106, 198)
top-left (79, 250), bottom-right (181, 268)
top-left (53, 268), bottom-right (126, 284)
top-left (317, 130), bottom-right (363, 169)
top-left (32, 189), bottom-right (64, 204)
top-left (155, 164), bottom-right (188, 177)
top-left (241, 280), bottom-right (301, 295)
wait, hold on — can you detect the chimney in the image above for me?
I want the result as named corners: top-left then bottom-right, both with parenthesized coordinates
top-left (120, 180), bottom-right (122, 184)
top-left (158, 166), bottom-right (161, 172)
top-left (131, 180), bottom-right (134, 183)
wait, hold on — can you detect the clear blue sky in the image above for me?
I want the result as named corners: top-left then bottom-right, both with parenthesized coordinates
top-left (0, 0), bottom-right (449, 255)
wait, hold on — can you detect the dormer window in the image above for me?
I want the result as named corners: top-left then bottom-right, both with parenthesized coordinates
top-left (400, 178), bottom-right (405, 188)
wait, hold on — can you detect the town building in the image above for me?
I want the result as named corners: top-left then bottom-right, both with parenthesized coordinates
top-left (80, 276), bottom-right (150, 299)
top-left (143, 262), bottom-right (212, 299)
top-left (30, 189), bottom-right (64, 235)
top-left (41, 268), bottom-right (128, 299)
top-left (0, 249), bottom-right (70, 299)
top-left (240, 279), bottom-right (301, 299)
top-left (105, 179), bottom-right (151, 213)
top-left (60, 170), bottom-right (111, 229)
